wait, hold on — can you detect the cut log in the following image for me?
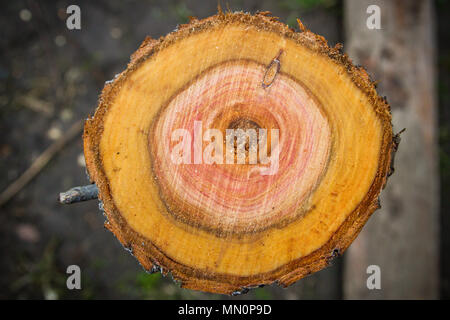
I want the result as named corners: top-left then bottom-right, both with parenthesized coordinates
top-left (83, 11), bottom-right (394, 294)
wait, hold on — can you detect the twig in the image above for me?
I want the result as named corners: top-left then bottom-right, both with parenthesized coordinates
top-left (59, 184), bottom-right (98, 204)
top-left (17, 95), bottom-right (54, 116)
top-left (0, 119), bottom-right (84, 207)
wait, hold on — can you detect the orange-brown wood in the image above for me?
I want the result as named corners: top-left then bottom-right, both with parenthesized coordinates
top-left (83, 11), bottom-right (394, 294)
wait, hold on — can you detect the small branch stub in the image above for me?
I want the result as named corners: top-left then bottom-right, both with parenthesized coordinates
top-left (59, 184), bottom-right (98, 204)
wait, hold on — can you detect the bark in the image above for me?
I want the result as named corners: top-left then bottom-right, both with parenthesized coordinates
top-left (343, 0), bottom-right (439, 299)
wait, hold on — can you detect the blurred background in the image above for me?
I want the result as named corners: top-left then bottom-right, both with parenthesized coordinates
top-left (0, 0), bottom-right (447, 299)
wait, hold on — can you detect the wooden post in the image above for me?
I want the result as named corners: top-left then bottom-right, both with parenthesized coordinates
top-left (343, 0), bottom-right (439, 299)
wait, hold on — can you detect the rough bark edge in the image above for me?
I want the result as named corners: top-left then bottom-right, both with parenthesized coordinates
top-left (83, 11), bottom-right (394, 295)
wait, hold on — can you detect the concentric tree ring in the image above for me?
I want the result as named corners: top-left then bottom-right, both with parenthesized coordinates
top-left (150, 60), bottom-right (331, 235)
